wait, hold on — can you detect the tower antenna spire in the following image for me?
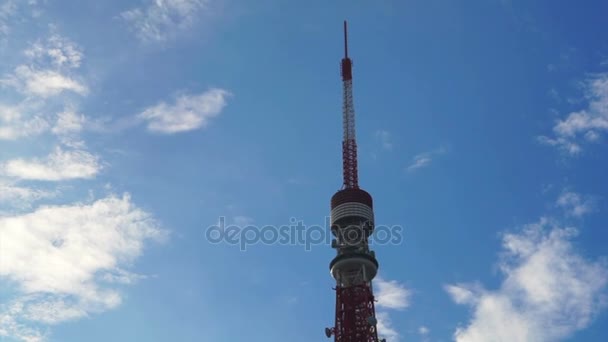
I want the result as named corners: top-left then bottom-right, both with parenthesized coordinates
top-left (344, 20), bottom-right (348, 58)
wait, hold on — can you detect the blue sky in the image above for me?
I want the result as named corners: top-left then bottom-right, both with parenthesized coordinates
top-left (1, 0), bottom-right (608, 341)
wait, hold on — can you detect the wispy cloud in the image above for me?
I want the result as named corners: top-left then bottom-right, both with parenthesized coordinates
top-left (374, 277), bottom-right (410, 341)
top-left (0, 33), bottom-right (88, 141)
top-left (0, 1), bottom-right (17, 40)
top-left (51, 108), bottom-right (85, 135)
top-left (0, 101), bottom-right (49, 140)
top-left (556, 190), bottom-right (595, 218)
top-left (418, 326), bottom-right (429, 335)
top-left (1, 146), bottom-right (101, 181)
top-left (445, 283), bottom-right (479, 305)
top-left (539, 72), bottom-right (608, 154)
top-left (445, 217), bottom-right (608, 342)
top-left (24, 33), bottom-right (83, 69)
top-left (375, 276), bottom-right (411, 310)
top-left (0, 181), bottom-right (55, 209)
top-left (406, 146), bottom-right (447, 172)
top-left (101, 268), bottom-right (148, 285)
top-left (0, 194), bottom-right (166, 340)
top-left (418, 325), bottom-right (430, 342)
top-left (407, 155), bottom-right (431, 171)
top-left (376, 311), bottom-right (400, 342)
top-left (137, 88), bottom-right (230, 134)
top-left (0, 35), bottom-right (99, 185)
top-left (375, 130), bottom-right (393, 150)
top-left (2, 33), bottom-right (87, 98)
top-left (120, 0), bottom-right (210, 42)
top-left (50, 107), bottom-right (88, 149)
top-left (0, 0), bottom-right (43, 42)
top-left (2, 65), bottom-right (88, 98)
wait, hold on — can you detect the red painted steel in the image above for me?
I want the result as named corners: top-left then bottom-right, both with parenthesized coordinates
top-left (332, 284), bottom-right (379, 342)
top-left (341, 21), bottom-right (358, 189)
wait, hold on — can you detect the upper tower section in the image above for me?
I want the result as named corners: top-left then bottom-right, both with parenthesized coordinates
top-left (340, 21), bottom-right (359, 189)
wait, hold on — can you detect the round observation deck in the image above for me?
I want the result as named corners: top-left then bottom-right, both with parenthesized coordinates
top-left (330, 252), bottom-right (379, 285)
top-left (330, 188), bottom-right (375, 238)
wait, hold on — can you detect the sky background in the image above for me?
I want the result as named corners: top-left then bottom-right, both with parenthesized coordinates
top-left (1, 0), bottom-right (608, 341)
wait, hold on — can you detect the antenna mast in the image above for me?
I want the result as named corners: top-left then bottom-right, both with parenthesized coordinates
top-left (341, 20), bottom-right (358, 189)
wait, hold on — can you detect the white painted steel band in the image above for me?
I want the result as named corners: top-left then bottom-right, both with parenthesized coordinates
top-left (330, 202), bottom-right (374, 225)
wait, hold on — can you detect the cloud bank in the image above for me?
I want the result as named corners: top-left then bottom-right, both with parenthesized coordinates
top-left (0, 194), bottom-right (166, 341)
top-left (446, 218), bottom-right (608, 342)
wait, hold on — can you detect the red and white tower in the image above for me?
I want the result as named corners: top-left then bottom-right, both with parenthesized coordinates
top-left (325, 21), bottom-right (383, 342)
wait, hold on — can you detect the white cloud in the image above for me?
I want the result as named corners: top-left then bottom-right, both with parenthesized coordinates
top-left (373, 277), bottom-right (410, 342)
top-left (3, 65), bottom-right (88, 98)
top-left (407, 155), bottom-right (431, 171)
top-left (0, 181), bottom-right (55, 209)
top-left (0, 1), bottom-right (16, 38)
top-left (0, 302), bottom-right (45, 342)
top-left (1, 146), bottom-right (101, 181)
top-left (101, 268), bottom-right (147, 285)
top-left (0, 102), bottom-right (88, 144)
top-left (446, 218), bottom-right (608, 342)
top-left (0, 0), bottom-right (43, 41)
top-left (24, 34), bottom-right (83, 69)
top-left (137, 88), bottom-right (230, 134)
top-left (407, 146), bottom-right (447, 172)
top-left (375, 130), bottom-right (393, 150)
top-left (540, 73), bottom-right (608, 154)
top-left (0, 102), bottom-right (49, 140)
top-left (0, 194), bottom-right (165, 340)
top-left (375, 277), bottom-right (411, 310)
top-left (1, 33), bottom-right (87, 98)
top-left (556, 191), bottom-right (594, 218)
top-left (376, 311), bottom-right (400, 342)
top-left (121, 0), bottom-right (210, 42)
top-left (445, 283), bottom-right (479, 305)
top-left (537, 135), bottom-right (581, 155)
top-left (418, 325), bottom-right (430, 342)
top-left (51, 108), bottom-right (84, 135)
top-left (51, 107), bottom-right (89, 149)
top-left (0, 27), bottom-right (157, 342)
top-left (20, 297), bottom-right (92, 325)
top-left (0, 33), bottom-right (87, 141)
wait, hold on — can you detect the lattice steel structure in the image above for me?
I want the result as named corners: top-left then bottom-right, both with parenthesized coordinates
top-left (325, 21), bottom-right (383, 342)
